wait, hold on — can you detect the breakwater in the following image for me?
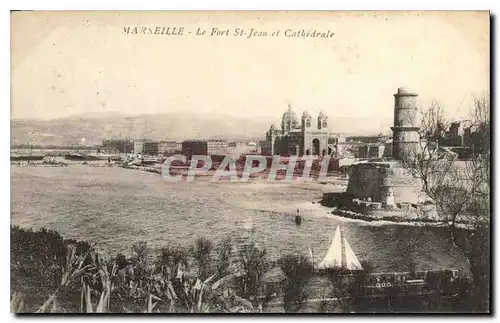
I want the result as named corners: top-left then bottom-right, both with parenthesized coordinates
top-left (322, 192), bottom-right (471, 228)
top-left (120, 164), bottom-right (161, 174)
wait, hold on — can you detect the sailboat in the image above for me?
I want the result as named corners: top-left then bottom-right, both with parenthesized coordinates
top-left (317, 225), bottom-right (363, 271)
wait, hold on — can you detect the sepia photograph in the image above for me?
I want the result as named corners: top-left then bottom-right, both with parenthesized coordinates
top-left (10, 10), bottom-right (490, 314)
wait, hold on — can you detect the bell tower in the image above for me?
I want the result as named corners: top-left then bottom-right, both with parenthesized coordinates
top-left (317, 111), bottom-right (328, 130)
top-left (302, 110), bottom-right (312, 130)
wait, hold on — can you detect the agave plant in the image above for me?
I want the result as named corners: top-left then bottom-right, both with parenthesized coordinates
top-left (180, 272), bottom-right (255, 313)
top-left (60, 244), bottom-right (93, 289)
top-left (80, 251), bottom-right (118, 313)
top-left (35, 294), bottom-right (61, 313)
top-left (187, 274), bottom-right (217, 313)
top-left (80, 282), bottom-right (112, 313)
top-left (145, 293), bottom-right (163, 313)
top-left (140, 272), bottom-right (177, 313)
top-left (36, 244), bottom-right (92, 313)
top-left (27, 236), bottom-right (263, 314)
top-left (134, 271), bottom-right (239, 313)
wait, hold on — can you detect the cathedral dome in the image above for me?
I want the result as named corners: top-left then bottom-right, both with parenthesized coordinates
top-left (302, 110), bottom-right (311, 118)
top-left (318, 110), bottom-right (327, 118)
top-left (282, 105), bottom-right (299, 126)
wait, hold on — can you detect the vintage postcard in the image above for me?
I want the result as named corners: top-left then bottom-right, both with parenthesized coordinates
top-left (10, 11), bottom-right (490, 314)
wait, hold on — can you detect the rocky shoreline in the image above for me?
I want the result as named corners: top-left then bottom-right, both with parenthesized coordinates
top-left (120, 164), bottom-right (161, 174)
top-left (11, 161), bottom-right (118, 168)
top-left (323, 203), bottom-right (471, 228)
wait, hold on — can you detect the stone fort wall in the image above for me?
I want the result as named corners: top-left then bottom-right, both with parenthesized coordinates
top-left (346, 162), bottom-right (425, 204)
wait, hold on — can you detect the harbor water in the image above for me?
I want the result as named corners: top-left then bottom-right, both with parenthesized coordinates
top-left (10, 166), bottom-right (469, 273)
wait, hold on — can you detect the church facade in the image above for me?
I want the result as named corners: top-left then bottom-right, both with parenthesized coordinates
top-left (262, 105), bottom-right (332, 157)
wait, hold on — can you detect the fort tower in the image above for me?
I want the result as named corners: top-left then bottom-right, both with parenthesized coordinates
top-left (391, 87), bottom-right (420, 160)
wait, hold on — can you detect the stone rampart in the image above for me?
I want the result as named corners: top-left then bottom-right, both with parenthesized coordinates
top-left (346, 162), bottom-right (424, 204)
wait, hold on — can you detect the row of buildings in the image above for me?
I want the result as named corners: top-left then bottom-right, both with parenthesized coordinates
top-left (133, 140), bottom-right (181, 156)
top-left (100, 138), bottom-right (259, 157)
top-left (101, 87), bottom-right (486, 161)
top-left (99, 103), bottom-right (392, 160)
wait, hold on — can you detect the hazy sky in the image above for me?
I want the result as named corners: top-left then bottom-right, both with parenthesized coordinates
top-left (11, 11), bottom-right (489, 122)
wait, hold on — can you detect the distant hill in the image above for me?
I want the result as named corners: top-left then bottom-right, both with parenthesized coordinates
top-left (10, 112), bottom-right (392, 147)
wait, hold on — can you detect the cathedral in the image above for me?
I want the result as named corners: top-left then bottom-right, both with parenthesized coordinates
top-left (262, 105), bottom-right (332, 156)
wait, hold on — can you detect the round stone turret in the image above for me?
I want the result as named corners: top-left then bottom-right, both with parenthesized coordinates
top-left (391, 87), bottom-right (420, 160)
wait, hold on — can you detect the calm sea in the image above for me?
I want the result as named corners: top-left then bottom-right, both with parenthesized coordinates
top-left (10, 166), bottom-right (469, 273)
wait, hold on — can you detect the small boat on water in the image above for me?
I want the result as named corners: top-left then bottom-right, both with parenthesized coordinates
top-left (295, 209), bottom-right (302, 225)
top-left (317, 225), bottom-right (362, 271)
top-left (295, 215), bottom-right (302, 225)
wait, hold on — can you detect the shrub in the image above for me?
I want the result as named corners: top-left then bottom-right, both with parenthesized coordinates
top-left (11, 226), bottom-right (66, 289)
top-left (278, 254), bottom-right (313, 313)
top-left (191, 238), bottom-right (214, 280)
top-left (236, 242), bottom-right (269, 305)
top-left (215, 238), bottom-right (233, 279)
top-left (131, 241), bottom-right (150, 278)
top-left (156, 244), bottom-right (189, 278)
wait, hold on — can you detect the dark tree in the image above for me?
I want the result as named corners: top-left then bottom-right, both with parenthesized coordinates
top-left (278, 254), bottom-right (313, 313)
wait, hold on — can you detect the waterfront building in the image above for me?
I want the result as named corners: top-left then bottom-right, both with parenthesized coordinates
top-left (346, 134), bottom-right (389, 144)
top-left (182, 140), bottom-right (207, 156)
top-left (207, 140), bottom-right (229, 155)
top-left (133, 140), bottom-right (144, 154)
top-left (227, 141), bottom-right (259, 155)
top-left (101, 139), bottom-right (134, 154)
top-left (357, 144), bottom-right (386, 159)
top-left (143, 141), bottom-right (159, 156)
top-left (182, 139), bottom-right (229, 157)
top-left (139, 140), bottom-right (182, 157)
top-left (158, 141), bottom-right (181, 155)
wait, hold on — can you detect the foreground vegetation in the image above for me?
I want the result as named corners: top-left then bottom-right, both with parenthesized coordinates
top-left (11, 225), bottom-right (487, 314)
top-left (399, 95), bottom-right (491, 312)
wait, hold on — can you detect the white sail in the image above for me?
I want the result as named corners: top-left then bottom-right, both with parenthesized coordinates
top-left (318, 225), bottom-right (342, 269)
top-left (318, 225), bottom-right (363, 271)
top-left (308, 245), bottom-right (315, 266)
top-left (343, 236), bottom-right (363, 270)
